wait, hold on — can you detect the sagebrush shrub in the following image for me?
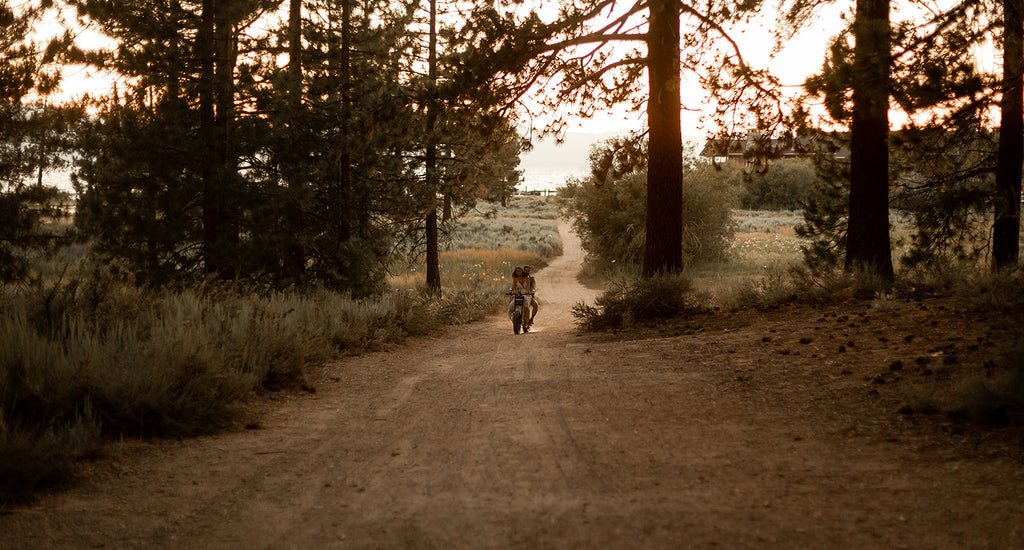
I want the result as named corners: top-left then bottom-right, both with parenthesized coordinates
top-left (738, 158), bottom-right (819, 211)
top-left (572, 274), bottom-right (709, 330)
top-left (559, 137), bottom-right (737, 276)
top-left (560, 169), bottom-right (735, 275)
top-left (0, 414), bottom-right (100, 505)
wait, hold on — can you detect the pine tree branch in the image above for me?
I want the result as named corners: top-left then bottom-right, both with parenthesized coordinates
top-left (893, 0), bottom-right (983, 61)
top-left (559, 56), bottom-right (646, 96)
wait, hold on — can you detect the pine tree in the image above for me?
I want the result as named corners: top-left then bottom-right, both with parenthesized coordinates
top-left (70, 0), bottom-right (522, 291)
top-left (72, 0), bottom-right (230, 282)
top-left (994, 0), bottom-right (1023, 269)
top-left (797, 1), bottom-right (1020, 274)
top-left (243, 0), bottom-right (426, 293)
top-left (0, 0), bottom-right (78, 283)
top-left (453, 0), bottom-right (775, 277)
top-left (845, 0), bottom-right (894, 282)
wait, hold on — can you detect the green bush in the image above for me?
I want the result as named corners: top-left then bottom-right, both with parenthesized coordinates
top-left (683, 163), bottom-right (741, 263)
top-left (0, 414), bottom-right (100, 505)
top-left (572, 274), bottom-right (710, 331)
top-left (738, 158), bottom-right (818, 211)
top-left (558, 137), bottom-right (737, 276)
top-left (560, 172), bottom-right (647, 270)
top-left (560, 169), bottom-right (735, 275)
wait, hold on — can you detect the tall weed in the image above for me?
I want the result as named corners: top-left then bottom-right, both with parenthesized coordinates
top-left (950, 266), bottom-right (1024, 315)
top-left (0, 274), bottom-right (510, 503)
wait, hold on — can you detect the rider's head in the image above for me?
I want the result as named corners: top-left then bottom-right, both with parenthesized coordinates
top-left (512, 266), bottom-right (523, 277)
top-left (523, 265), bottom-right (532, 275)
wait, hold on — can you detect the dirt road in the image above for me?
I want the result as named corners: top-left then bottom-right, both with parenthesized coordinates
top-left (3, 223), bottom-right (1023, 549)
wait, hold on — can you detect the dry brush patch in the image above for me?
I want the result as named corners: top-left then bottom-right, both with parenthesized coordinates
top-left (2, 198), bottom-right (568, 506)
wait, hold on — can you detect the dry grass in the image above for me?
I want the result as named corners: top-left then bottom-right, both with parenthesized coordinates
top-left (390, 248), bottom-right (541, 294)
top-left (690, 211), bottom-right (806, 302)
top-left (1, 197), bottom-right (567, 506)
top-left (392, 196), bottom-right (562, 301)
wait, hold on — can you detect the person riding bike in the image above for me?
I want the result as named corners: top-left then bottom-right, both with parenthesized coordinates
top-left (523, 264), bottom-right (539, 325)
top-left (508, 266), bottom-right (534, 328)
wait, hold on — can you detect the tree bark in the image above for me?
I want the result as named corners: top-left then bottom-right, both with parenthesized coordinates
top-left (643, 0), bottom-right (683, 278)
top-left (199, 0), bottom-right (222, 276)
top-left (198, 0), bottom-right (241, 278)
top-left (321, 0), bottom-right (353, 254)
top-left (845, 0), bottom-right (893, 282)
top-left (425, 0), bottom-right (441, 294)
top-left (284, 0), bottom-right (306, 279)
top-left (339, 0), bottom-right (352, 246)
top-left (288, 0), bottom-right (302, 104)
top-left (994, 0), bottom-right (1023, 269)
top-left (215, 1), bottom-right (239, 263)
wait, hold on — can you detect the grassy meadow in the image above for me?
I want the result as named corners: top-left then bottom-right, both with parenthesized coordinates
top-left (0, 195), bottom-right (563, 505)
top-left (686, 210), bottom-right (805, 301)
top-left (390, 196), bottom-right (562, 295)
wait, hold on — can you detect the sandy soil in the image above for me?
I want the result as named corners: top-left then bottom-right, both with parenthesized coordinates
top-left (3, 223), bottom-right (1023, 549)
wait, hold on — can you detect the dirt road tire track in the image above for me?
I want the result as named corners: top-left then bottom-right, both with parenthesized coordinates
top-left (3, 222), bottom-right (1023, 549)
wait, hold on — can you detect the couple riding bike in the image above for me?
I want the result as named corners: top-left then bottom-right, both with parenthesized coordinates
top-left (507, 264), bottom-right (539, 333)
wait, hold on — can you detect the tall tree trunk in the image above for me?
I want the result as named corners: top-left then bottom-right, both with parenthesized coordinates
top-left (336, 0), bottom-right (352, 245)
top-left (425, 0), bottom-right (441, 295)
top-left (215, 2), bottom-right (239, 275)
top-left (643, 0), bottom-right (683, 278)
top-left (845, 0), bottom-right (893, 282)
top-left (284, 0), bottom-right (306, 278)
top-left (199, 0), bottom-right (221, 276)
top-left (994, 0), bottom-right (1023, 270)
top-left (288, 0), bottom-right (302, 104)
top-left (199, 0), bottom-right (240, 278)
top-left (167, 0), bottom-right (181, 105)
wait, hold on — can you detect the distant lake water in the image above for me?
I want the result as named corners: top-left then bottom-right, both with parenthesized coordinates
top-left (519, 168), bottom-right (585, 194)
top-left (39, 169), bottom-right (75, 193)
top-left (39, 168), bottom-right (580, 197)
top-left (39, 166), bottom-right (587, 196)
